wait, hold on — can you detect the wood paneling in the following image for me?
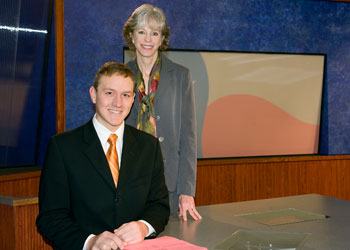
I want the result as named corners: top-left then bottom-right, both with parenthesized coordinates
top-left (55, 0), bottom-right (65, 134)
top-left (0, 203), bottom-right (15, 249)
top-left (1, 155), bottom-right (350, 206)
top-left (14, 203), bottom-right (52, 249)
top-left (0, 197), bottom-right (52, 250)
top-left (0, 171), bottom-right (41, 197)
top-left (194, 155), bottom-right (350, 206)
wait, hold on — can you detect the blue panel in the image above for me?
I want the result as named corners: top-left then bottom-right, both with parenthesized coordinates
top-left (64, 0), bottom-right (350, 155)
top-left (0, 0), bottom-right (52, 166)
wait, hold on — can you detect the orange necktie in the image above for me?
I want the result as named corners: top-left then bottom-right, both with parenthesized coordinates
top-left (106, 134), bottom-right (119, 187)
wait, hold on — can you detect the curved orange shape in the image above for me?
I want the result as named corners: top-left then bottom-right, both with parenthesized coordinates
top-left (202, 95), bottom-right (319, 158)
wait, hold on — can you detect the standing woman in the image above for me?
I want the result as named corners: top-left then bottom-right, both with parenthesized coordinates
top-left (123, 4), bottom-right (201, 221)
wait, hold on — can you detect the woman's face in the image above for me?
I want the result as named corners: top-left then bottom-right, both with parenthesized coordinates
top-left (132, 22), bottom-right (164, 60)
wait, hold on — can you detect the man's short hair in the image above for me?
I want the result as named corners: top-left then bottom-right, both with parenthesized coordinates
top-left (93, 62), bottom-right (135, 91)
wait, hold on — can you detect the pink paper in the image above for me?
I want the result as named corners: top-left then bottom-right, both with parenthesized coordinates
top-left (124, 236), bottom-right (207, 250)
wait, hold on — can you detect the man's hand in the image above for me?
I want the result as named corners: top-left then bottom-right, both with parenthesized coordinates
top-left (178, 194), bottom-right (202, 221)
top-left (114, 221), bottom-right (148, 245)
top-left (86, 231), bottom-right (126, 250)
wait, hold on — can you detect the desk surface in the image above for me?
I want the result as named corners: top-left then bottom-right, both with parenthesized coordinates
top-left (160, 194), bottom-right (350, 250)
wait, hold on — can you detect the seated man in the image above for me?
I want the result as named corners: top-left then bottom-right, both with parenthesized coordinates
top-left (36, 62), bottom-right (170, 250)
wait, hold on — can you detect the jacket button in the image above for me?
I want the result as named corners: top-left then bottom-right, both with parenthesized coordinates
top-left (115, 195), bottom-right (121, 202)
top-left (158, 137), bottom-right (164, 142)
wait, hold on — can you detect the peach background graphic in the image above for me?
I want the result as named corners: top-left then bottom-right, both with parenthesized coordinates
top-left (202, 94), bottom-right (319, 157)
top-left (201, 52), bottom-right (324, 158)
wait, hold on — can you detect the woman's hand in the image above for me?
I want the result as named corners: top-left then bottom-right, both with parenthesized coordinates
top-left (178, 195), bottom-right (202, 221)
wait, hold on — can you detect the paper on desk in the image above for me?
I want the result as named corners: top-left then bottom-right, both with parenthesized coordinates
top-left (125, 236), bottom-right (208, 250)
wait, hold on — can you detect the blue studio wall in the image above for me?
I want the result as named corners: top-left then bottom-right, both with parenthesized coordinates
top-left (64, 0), bottom-right (350, 156)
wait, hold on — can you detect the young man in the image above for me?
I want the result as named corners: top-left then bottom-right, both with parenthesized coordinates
top-left (36, 62), bottom-right (170, 250)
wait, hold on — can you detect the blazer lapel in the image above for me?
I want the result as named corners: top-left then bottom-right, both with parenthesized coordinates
top-left (155, 53), bottom-right (174, 104)
top-left (117, 126), bottom-right (139, 187)
top-left (82, 120), bottom-right (116, 190)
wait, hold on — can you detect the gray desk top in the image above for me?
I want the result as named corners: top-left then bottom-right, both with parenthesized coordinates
top-left (159, 194), bottom-right (350, 250)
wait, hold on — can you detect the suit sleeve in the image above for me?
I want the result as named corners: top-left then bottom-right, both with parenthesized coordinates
top-left (140, 139), bottom-right (170, 235)
top-left (177, 69), bottom-right (197, 197)
top-left (36, 137), bottom-right (90, 249)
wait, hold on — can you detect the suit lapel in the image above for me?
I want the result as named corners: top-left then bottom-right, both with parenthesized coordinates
top-left (82, 120), bottom-right (116, 190)
top-left (118, 126), bottom-right (139, 187)
top-left (155, 54), bottom-right (174, 104)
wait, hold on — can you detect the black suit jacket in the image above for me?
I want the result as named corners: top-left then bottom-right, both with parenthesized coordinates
top-left (36, 120), bottom-right (170, 250)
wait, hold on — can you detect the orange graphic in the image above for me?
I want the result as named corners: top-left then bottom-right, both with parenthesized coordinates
top-left (202, 95), bottom-right (319, 158)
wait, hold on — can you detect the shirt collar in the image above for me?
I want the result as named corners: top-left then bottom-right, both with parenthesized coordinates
top-left (92, 114), bottom-right (124, 144)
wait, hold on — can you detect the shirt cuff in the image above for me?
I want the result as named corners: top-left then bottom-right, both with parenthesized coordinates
top-left (139, 220), bottom-right (155, 237)
top-left (82, 220), bottom-right (154, 250)
top-left (83, 234), bottom-right (95, 250)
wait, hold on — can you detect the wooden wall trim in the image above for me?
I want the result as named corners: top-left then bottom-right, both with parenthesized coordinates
top-left (55, 0), bottom-right (65, 133)
top-left (198, 154), bottom-right (350, 166)
top-left (0, 171), bottom-right (41, 197)
top-left (0, 170), bottom-right (41, 182)
top-left (2, 155), bottom-right (350, 207)
top-left (195, 155), bottom-right (350, 206)
top-left (0, 195), bottom-right (39, 206)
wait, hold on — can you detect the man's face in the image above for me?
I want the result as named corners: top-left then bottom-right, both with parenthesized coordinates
top-left (90, 74), bottom-right (135, 132)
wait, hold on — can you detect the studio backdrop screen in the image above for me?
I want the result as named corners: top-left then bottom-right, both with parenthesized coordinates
top-left (0, 0), bottom-right (51, 167)
top-left (124, 49), bottom-right (325, 159)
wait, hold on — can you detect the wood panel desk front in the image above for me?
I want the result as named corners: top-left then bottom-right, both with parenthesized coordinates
top-left (160, 194), bottom-right (350, 250)
top-left (0, 195), bottom-right (52, 250)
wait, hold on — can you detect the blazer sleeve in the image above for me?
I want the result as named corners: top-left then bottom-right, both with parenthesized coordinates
top-left (139, 139), bottom-right (170, 235)
top-left (36, 137), bottom-right (90, 249)
top-left (177, 69), bottom-right (197, 197)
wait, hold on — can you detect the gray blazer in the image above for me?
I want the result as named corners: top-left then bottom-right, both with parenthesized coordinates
top-left (126, 53), bottom-right (197, 212)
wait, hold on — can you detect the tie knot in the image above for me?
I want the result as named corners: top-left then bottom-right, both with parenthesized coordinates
top-left (108, 134), bottom-right (118, 145)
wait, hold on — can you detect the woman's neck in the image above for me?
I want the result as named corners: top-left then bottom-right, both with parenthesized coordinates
top-left (136, 52), bottom-right (159, 76)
